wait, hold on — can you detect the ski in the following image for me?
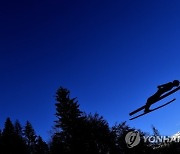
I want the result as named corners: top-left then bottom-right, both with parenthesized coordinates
top-left (129, 99), bottom-right (176, 120)
top-left (129, 86), bottom-right (180, 116)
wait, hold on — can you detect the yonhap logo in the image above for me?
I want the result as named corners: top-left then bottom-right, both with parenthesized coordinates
top-left (125, 130), bottom-right (140, 148)
top-left (125, 130), bottom-right (180, 148)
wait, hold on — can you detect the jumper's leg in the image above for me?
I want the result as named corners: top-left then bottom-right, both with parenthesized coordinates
top-left (144, 97), bottom-right (153, 113)
top-left (144, 104), bottom-right (151, 113)
top-left (144, 94), bottom-right (160, 113)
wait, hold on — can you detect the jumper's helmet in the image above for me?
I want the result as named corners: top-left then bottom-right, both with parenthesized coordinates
top-left (173, 80), bottom-right (179, 86)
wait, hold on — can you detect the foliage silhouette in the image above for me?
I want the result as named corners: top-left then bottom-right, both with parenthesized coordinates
top-left (35, 136), bottom-right (49, 154)
top-left (0, 118), bottom-right (48, 154)
top-left (1, 86), bottom-right (180, 153)
top-left (24, 121), bottom-right (37, 153)
top-left (50, 87), bottom-right (153, 154)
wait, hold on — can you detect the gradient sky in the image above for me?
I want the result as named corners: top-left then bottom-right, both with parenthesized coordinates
top-left (0, 0), bottom-right (180, 141)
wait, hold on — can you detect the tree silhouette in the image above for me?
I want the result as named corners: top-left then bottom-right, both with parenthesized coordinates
top-left (14, 120), bottom-right (23, 137)
top-left (0, 128), bottom-right (2, 152)
top-left (50, 134), bottom-right (64, 154)
top-left (1, 117), bottom-right (16, 153)
top-left (35, 136), bottom-right (49, 154)
top-left (14, 120), bottom-right (28, 153)
top-left (1, 86), bottom-right (178, 153)
top-left (55, 87), bottom-right (83, 130)
top-left (0, 118), bottom-right (50, 154)
top-left (111, 122), bottom-right (152, 154)
top-left (82, 113), bottom-right (115, 154)
top-left (52, 87), bottom-right (84, 153)
top-left (24, 121), bottom-right (37, 153)
top-left (51, 87), bottom-right (123, 154)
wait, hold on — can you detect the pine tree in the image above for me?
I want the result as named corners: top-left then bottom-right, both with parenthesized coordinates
top-left (50, 134), bottom-right (64, 154)
top-left (112, 122), bottom-right (152, 154)
top-left (0, 129), bottom-right (2, 153)
top-left (52, 87), bottom-right (84, 153)
top-left (55, 87), bottom-right (83, 130)
top-left (35, 136), bottom-right (49, 154)
top-left (2, 117), bottom-right (14, 136)
top-left (14, 120), bottom-right (28, 153)
top-left (52, 87), bottom-right (115, 154)
top-left (1, 117), bottom-right (16, 153)
top-left (14, 120), bottom-right (23, 137)
top-left (24, 121), bottom-right (37, 153)
top-left (83, 113), bottom-right (114, 154)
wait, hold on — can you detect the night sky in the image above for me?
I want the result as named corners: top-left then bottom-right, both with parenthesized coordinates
top-left (0, 0), bottom-right (180, 141)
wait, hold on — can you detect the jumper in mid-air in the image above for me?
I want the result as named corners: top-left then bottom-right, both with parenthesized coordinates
top-left (129, 80), bottom-right (180, 120)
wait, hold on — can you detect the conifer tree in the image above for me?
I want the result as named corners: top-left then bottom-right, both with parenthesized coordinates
top-left (2, 117), bottom-right (14, 136)
top-left (83, 113), bottom-right (114, 154)
top-left (1, 117), bottom-right (16, 153)
top-left (24, 121), bottom-right (37, 153)
top-left (53, 87), bottom-right (84, 153)
top-left (0, 129), bottom-right (2, 153)
top-left (14, 120), bottom-right (28, 153)
top-left (50, 134), bottom-right (63, 154)
top-left (52, 87), bottom-right (114, 154)
top-left (35, 136), bottom-right (49, 154)
top-left (14, 120), bottom-right (23, 137)
top-left (55, 87), bottom-right (83, 131)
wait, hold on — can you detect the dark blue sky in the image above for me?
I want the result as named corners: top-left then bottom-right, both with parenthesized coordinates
top-left (0, 0), bottom-right (180, 140)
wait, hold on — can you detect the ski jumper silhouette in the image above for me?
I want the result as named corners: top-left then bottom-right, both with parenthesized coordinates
top-left (144, 80), bottom-right (180, 112)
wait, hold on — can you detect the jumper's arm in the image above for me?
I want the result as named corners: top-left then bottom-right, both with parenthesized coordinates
top-left (157, 82), bottom-right (171, 89)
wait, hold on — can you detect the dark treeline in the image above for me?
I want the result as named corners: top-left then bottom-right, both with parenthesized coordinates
top-left (0, 87), bottom-right (179, 154)
top-left (0, 118), bottom-right (49, 154)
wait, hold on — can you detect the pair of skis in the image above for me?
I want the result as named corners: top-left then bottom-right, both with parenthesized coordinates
top-left (129, 86), bottom-right (180, 120)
